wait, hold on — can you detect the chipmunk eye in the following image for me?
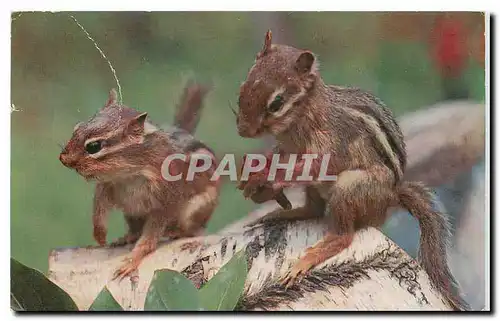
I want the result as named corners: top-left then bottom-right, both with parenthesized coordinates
top-left (85, 140), bottom-right (102, 154)
top-left (268, 95), bottom-right (285, 113)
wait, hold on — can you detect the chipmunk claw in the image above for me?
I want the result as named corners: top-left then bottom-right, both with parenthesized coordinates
top-left (243, 185), bottom-right (258, 199)
top-left (280, 271), bottom-right (302, 289)
top-left (237, 180), bottom-right (247, 190)
top-left (280, 260), bottom-right (314, 289)
top-left (112, 256), bottom-right (140, 281)
top-left (243, 181), bottom-right (279, 201)
top-left (240, 171), bottom-right (270, 197)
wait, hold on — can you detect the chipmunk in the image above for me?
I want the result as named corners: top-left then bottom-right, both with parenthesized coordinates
top-left (59, 83), bottom-right (220, 279)
top-left (236, 31), bottom-right (468, 311)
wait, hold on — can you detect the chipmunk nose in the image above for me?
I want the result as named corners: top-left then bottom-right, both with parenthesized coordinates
top-left (237, 124), bottom-right (259, 138)
top-left (237, 116), bottom-right (259, 138)
top-left (59, 152), bottom-right (77, 168)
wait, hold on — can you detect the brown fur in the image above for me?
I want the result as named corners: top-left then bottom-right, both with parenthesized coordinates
top-left (59, 83), bottom-right (220, 279)
top-left (173, 81), bottom-right (211, 134)
top-left (237, 31), bottom-right (468, 310)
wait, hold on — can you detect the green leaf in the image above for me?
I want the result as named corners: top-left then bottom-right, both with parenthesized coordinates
top-left (89, 287), bottom-right (123, 311)
top-left (10, 257), bottom-right (78, 311)
top-left (199, 249), bottom-right (248, 311)
top-left (11, 293), bottom-right (24, 311)
top-left (144, 269), bottom-right (201, 311)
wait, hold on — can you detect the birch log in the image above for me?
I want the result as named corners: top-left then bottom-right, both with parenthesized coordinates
top-left (48, 221), bottom-right (449, 311)
top-left (48, 100), bottom-right (485, 311)
top-left (400, 100), bottom-right (485, 186)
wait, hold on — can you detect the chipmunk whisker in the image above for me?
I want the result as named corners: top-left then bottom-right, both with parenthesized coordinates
top-left (228, 101), bottom-right (238, 118)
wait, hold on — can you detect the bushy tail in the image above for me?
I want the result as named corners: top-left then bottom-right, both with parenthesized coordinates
top-left (173, 80), bottom-right (211, 134)
top-left (397, 181), bottom-right (469, 311)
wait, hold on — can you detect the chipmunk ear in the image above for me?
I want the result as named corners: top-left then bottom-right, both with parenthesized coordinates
top-left (257, 30), bottom-right (273, 59)
top-left (295, 51), bottom-right (317, 75)
top-left (125, 112), bottom-right (148, 136)
top-left (103, 88), bottom-right (118, 109)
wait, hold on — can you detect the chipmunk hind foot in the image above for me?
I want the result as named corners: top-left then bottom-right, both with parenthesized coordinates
top-left (281, 231), bottom-right (354, 288)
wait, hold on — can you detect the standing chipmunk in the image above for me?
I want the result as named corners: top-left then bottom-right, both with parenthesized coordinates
top-left (236, 31), bottom-right (468, 311)
top-left (59, 83), bottom-right (219, 279)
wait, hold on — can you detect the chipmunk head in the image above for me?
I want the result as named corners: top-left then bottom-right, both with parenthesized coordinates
top-left (237, 30), bottom-right (320, 138)
top-left (59, 89), bottom-right (159, 181)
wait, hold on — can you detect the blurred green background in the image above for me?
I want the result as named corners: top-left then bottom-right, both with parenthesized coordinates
top-left (11, 12), bottom-right (484, 273)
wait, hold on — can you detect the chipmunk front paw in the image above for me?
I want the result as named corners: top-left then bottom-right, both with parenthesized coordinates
top-left (238, 171), bottom-right (271, 198)
top-left (249, 184), bottom-right (282, 204)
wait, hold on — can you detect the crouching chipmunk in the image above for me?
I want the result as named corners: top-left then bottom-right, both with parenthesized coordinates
top-left (59, 83), bottom-right (220, 279)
